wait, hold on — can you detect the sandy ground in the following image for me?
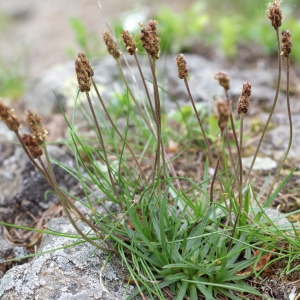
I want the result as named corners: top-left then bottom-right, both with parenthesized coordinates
top-left (0, 0), bottom-right (194, 79)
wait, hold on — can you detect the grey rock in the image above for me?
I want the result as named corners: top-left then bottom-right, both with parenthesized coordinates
top-left (0, 218), bottom-right (135, 300)
top-left (242, 156), bottom-right (277, 171)
top-left (23, 54), bottom-right (285, 118)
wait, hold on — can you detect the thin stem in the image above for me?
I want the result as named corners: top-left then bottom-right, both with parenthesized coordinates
top-left (115, 58), bottom-right (155, 137)
top-left (268, 56), bottom-right (292, 197)
top-left (225, 90), bottom-right (242, 187)
top-left (133, 52), bottom-right (155, 119)
top-left (42, 144), bottom-right (116, 252)
top-left (148, 55), bottom-right (165, 183)
top-left (245, 28), bottom-right (282, 183)
top-left (210, 129), bottom-right (224, 203)
top-left (85, 92), bottom-right (122, 209)
top-left (15, 132), bottom-right (50, 182)
top-left (184, 77), bottom-right (215, 166)
top-left (210, 153), bottom-right (221, 203)
top-left (91, 78), bottom-right (147, 184)
top-left (239, 113), bottom-right (244, 189)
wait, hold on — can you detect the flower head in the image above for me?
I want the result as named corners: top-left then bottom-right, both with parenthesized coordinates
top-left (267, 1), bottom-right (283, 30)
top-left (25, 111), bottom-right (48, 144)
top-left (22, 133), bottom-right (43, 159)
top-left (0, 101), bottom-right (20, 132)
top-left (214, 72), bottom-right (230, 91)
top-left (176, 54), bottom-right (188, 79)
top-left (75, 57), bottom-right (91, 92)
top-left (237, 81), bottom-right (251, 114)
top-left (139, 20), bottom-right (160, 59)
top-left (281, 30), bottom-right (292, 57)
top-left (216, 99), bottom-right (230, 130)
top-left (121, 30), bottom-right (137, 55)
top-left (78, 52), bottom-right (94, 77)
top-left (102, 30), bottom-right (121, 59)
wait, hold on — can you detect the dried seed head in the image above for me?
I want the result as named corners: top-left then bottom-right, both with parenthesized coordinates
top-left (75, 57), bottom-right (91, 92)
top-left (214, 72), bottom-right (230, 91)
top-left (176, 54), bottom-right (188, 79)
top-left (139, 20), bottom-right (160, 59)
top-left (25, 111), bottom-right (48, 144)
top-left (121, 30), bottom-right (137, 55)
top-left (0, 101), bottom-right (20, 131)
top-left (267, 1), bottom-right (282, 30)
top-left (237, 81), bottom-right (251, 114)
top-left (102, 30), bottom-right (121, 59)
top-left (78, 52), bottom-right (94, 77)
top-left (216, 99), bottom-right (230, 130)
top-left (281, 30), bottom-right (292, 57)
top-left (22, 133), bottom-right (43, 159)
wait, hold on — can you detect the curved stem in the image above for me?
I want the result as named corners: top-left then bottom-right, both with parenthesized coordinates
top-left (148, 56), bottom-right (163, 183)
top-left (91, 79), bottom-right (147, 184)
top-left (184, 77), bottom-right (215, 166)
top-left (245, 28), bottom-right (282, 183)
top-left (268, 56), bottom-right (292, 197)
top-left (115, 58), bottom-right (155, 137)
top-left (85, 92), bottom-right (122, 209)
top-left (133, 52), bottom-right (155, 119)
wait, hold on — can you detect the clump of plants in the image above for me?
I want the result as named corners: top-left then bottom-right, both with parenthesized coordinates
top-left (1, 1), bottom-right (299, 299)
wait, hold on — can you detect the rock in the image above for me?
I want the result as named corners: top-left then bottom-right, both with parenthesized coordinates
top-left (23, 54), bottom-right (286, 117)
top-left (23, 62), bottom-right (75, 117)
top-left (0, 226), bottom-right (30, 280)
top-left (242, 156), bottom-right (277, 171)
top-left (0, 218), bottom-right (136, 300)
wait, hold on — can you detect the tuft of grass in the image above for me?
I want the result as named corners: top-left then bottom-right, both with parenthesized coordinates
top-left (1, 1), bottom-right (300, 299)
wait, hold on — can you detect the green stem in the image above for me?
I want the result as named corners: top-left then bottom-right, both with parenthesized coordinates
top-left (133, 52), bottom-right (155, 120)
top-left (245, 28), bottom-right (282, 183)
top-left (184, 77), bottom-right (215, 167)
top-left (85, 91), bottom-right (122, 210)
top-left (148, 55), bottom-right (164, 183)
top-left (91, 79), bottom-right (147, 184)
top-left (115, 58), bottom-right (155, 137)
top-left (268, 56), bottom-right (292, 197)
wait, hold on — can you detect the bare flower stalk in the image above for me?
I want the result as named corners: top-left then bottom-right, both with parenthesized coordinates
top-left (176, 54), bottom-right (215, 166)
top-left (102, 30), bottom-right (155, 138)
top-left (75, 56), bottom-right (122, 209)
top-left (246, 0), bottom-right (283, 183)
top-left (214, 72), bottom-right (239, 181)
top-left (22, 107), bottom-right (115, 252)
top-left (210, 100), bottom-right (229, 202)
top-left (121, 30), bottom-right (155, 119)
top-left (140, 20), bottom-right (164, 182)
top-left (237, 80), bottom-right (251, 182)
top-left (78, 52), bottom-right (147, 183)
top-left (122, 30), bottom-right (179, 188)
top-left (268, 29), bottom-right (292, 197)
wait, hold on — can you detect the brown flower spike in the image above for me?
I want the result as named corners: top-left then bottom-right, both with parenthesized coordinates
top-left (25, 111), bottom-right (48, 144)
top-left (267, 1), bottom-right (283, 30)
top-left (121, 30), bottom-right (137, 55)
top-left (216, 99), bottom-right (230, 130)
top-left (237, 81), bottom-right (251, 114)
top-left (102, 30), bottom-right (121, 59)
top-left (281, 30), bottom-right (292, 57)
top-left (139, 20), bottom-right (160, 59)
top-left (22, 133), bottom-right (43, 159)
top-left (78, 52), bottom-right (94, 77)
top-left (176, 54), bottom-right (188, 79)
top-left (0, 101), bottom-right (20, 131)
top-left (75, 57), bottom-right (91, 92)
top-left (214, 72), bottom-right (230, 91)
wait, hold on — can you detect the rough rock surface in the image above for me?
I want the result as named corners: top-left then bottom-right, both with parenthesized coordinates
top-left (0, 218), bottom-right (136, 300)
top-left (23, 54), bottom-right (288, 116)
